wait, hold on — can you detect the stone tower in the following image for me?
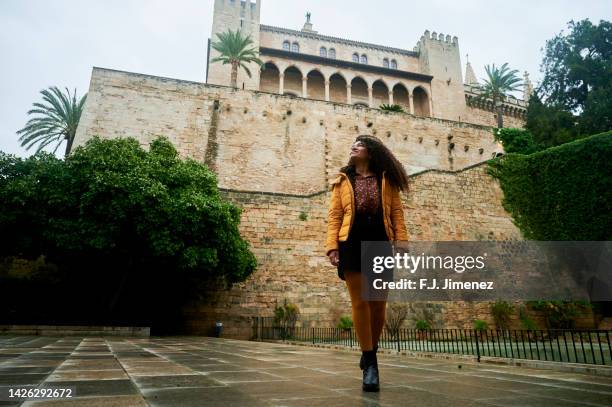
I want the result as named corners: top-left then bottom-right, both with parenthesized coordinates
top-left (206, 0), bottom-right (261, 90)
top-left (416, 30), bottom-right (466, 122)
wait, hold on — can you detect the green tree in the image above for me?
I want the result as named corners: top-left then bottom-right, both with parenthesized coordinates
top-left (476, 63), bottom-right (522, 128)
top-left (16, 86), bottom-right (87, 157)
top-left (525, 93), bottom-right (581, 148)
top-left (493, 128), bottom-right (540, 155)
top-left (533, 19), bottom-right (611, 138)
top-left (210, 28), bottom-right (265, 88)
top-left (539, 19), bottom-right (611, 113)
top-left (0, 136), bottom-right (257, 327)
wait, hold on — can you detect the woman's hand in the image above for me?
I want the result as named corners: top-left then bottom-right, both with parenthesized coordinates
top-left (328, 250), bottom-right (339, 266)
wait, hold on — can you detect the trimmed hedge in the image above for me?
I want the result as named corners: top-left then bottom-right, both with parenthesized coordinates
top-left (487, 131), bottom-right (612, 240)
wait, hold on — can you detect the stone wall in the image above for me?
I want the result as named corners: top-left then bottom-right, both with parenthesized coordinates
top-left (183, 162), bottom-right (523, 339)
top-left (74, 67), bottom-right (526, 339)
top-left (74, 67), bottom-right (506, 195)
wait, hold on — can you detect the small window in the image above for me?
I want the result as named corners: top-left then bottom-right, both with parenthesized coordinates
top-left (282, 40), bottom-right (290, 50)
top-left (352, 53), bottom-right (359, 62)
top-left (292, 42), bottom-right (299, 52)
top-left (329, 48), bottom-right (336, 59)
top-left (320, 47), bottom-right (327, 57)
top-left (390, 59), bottom-right (397, 69)
top-left (383, 58), bottom-right (389, 68)
top-left (360, 54), bottom-right (367, 64)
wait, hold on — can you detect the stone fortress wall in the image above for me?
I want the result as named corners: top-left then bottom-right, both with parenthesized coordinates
top-left (74, 67), bottom-right (524, 338)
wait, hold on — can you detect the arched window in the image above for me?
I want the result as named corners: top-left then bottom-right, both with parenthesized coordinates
top-left (320, 46), bottom-right (327, 57)
top-left (352, 53), bottom-right (359, 62)
top-left (282, 40), bottom-right (290, 51)
top-left (360, 54), bottom-right (367, 64)
top-left (383, 58), bottom-right (389, 68)
top-left (329, 48), bottom-right (336, 59)
top-left (390, 59), bottom-right (397, 69)
top-left (291, 42), bottom-right (299, 52)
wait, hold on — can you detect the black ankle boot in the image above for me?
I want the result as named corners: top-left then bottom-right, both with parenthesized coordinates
top-left (362, 350), bottom-right (379, 392)
top-left (360, 345), bottom-right (378, 370)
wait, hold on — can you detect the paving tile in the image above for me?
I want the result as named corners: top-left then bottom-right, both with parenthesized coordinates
top-left (46, 369), bottom-right (128, 382)
top-left (142, 386), bottom-right (267, 407)
top-left (132, 374), bottom-right (221, 389)
top-left (205, 370), bottom-right (288, 384)
top-left (21, 395), bottom-right (147, 406)
top-left (0, 374), bottom-right (47, 385)
top-left (39, 379), bottom-right (139, 397)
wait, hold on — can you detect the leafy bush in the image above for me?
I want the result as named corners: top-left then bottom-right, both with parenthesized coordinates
top-left (380, 104), bottom-right (404, 112)
top-left (487, 131), bottom-right (612, 240)
top-left (473, 319), bottom-right (489, 331)
top-left (273, 298), bottom-right (300, 329)
top-left (337, 315), bottom-right (353, 330)
top-left (491, 300), bottom-right (515, 330)
top-left (518, 305), bottom-right (537, 331)
top-left (527, 300), bottom-right (590, 329)
top-left (415, 319), bottom-right (431, 330)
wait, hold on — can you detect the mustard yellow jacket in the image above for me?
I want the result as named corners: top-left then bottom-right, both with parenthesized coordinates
top-left (325, 170), bottom-right (409, 256)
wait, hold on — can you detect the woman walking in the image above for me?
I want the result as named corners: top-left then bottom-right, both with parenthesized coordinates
top-left (325, 135), bottom-right (409, 392)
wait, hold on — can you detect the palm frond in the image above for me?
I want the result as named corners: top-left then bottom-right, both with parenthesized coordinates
top-left (16, 86), bottom-right (86, 157)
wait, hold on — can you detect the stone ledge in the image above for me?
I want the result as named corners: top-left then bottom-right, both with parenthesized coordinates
top-left (0, 325), bottom-right (150, 337)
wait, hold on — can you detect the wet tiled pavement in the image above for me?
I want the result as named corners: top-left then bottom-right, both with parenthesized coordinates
top-left (0, 336), bottom-right (611, 406)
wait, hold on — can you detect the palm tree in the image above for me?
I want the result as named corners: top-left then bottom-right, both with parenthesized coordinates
top-left (210, 28), bottom-right (265, 88)
top-left (17, 86), bottom-right (87, 157)
top-left (380, 104), bottom-right (404, 112)
top-left (477, 63), bottom-right (522, 128)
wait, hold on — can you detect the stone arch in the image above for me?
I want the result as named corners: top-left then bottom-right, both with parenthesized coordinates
top-left (329, 73), bottom-right (347, 104)
top-left (372, 80), bottom-right (389, 108)
top-left (351, 76), bottom-right (369, 106)
top-left (283, 66), bottom-right (303, 96)
top-left (306, 69), bottom-right (325, 101)
top-left (392, 83), bottom-right (410, 112)
top-left (413, 86), bottom-right (430, 116)
top-left (259, 62), bottom-right (280, 93)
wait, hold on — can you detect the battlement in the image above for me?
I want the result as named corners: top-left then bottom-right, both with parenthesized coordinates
top-left (415, 29), bottom-right (459, 51)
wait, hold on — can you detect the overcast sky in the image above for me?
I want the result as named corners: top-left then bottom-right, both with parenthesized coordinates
top-left (1, 0), bottom-right (610, 157)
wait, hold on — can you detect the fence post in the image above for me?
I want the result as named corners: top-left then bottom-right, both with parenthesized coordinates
top-left (350, 329), bottom-right (353, 348)
top-left (475, 329), bottom-right (481, 362)
top-left (396, 329), bottom-right (401, 353)
top-left (312, 327), bottom-right (314, 344)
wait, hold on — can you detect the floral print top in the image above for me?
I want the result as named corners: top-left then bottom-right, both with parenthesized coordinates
top-left (354, 174), bottom-right (379, 215)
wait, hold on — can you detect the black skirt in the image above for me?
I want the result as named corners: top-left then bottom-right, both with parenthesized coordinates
top-left (337, 210), bottom-right (394, 281)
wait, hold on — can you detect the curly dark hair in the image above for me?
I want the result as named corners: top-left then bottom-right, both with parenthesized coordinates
top-left (340, 135), bottom-right (410, 193)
